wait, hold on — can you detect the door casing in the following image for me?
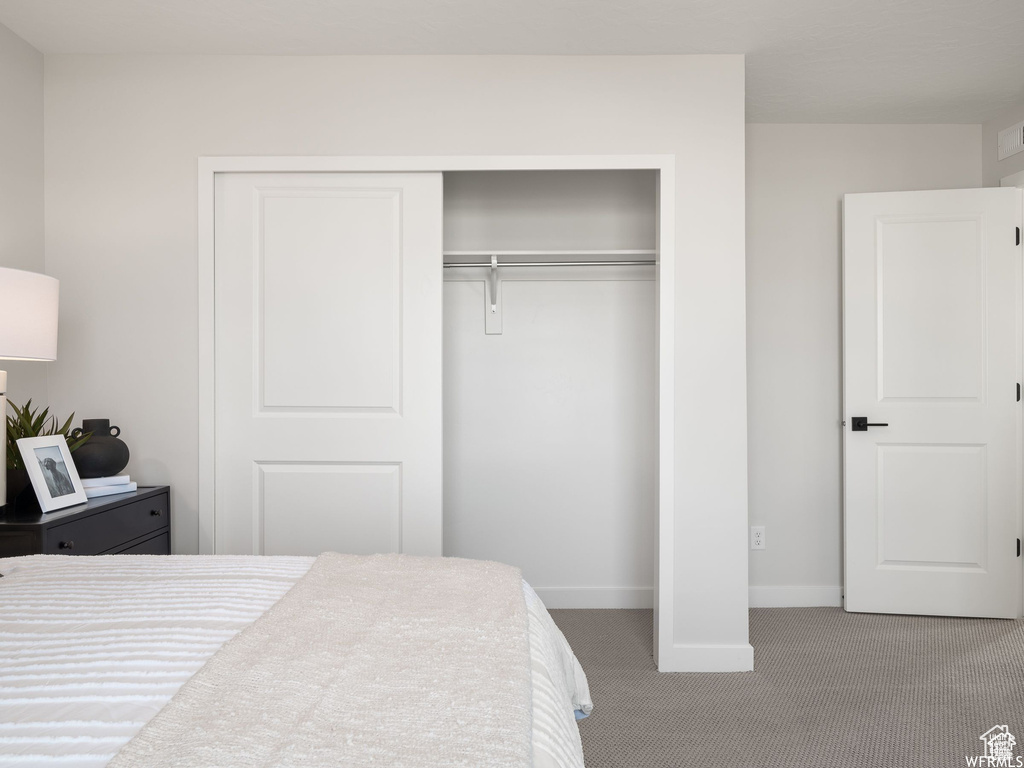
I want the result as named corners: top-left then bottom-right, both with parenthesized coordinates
top-left (1002, 169), bottom-right (1024, 616)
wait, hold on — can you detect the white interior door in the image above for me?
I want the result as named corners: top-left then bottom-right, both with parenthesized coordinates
top-left (214, 172), bottom-right (443, 556)
top-left (844, 187), bottom-right (1022, 618)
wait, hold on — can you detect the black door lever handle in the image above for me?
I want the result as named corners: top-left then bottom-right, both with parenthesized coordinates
top-left (851, 417), bottom-right (888, 431)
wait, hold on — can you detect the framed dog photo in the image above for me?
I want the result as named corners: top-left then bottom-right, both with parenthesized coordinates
top-left (17, 435), bottom-right (88, 513)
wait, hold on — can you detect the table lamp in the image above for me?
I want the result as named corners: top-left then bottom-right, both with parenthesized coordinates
top-left (0, 267), bottom-right (60, 509)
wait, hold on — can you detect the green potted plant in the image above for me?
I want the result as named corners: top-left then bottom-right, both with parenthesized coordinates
top-left (6, 400), bottom-right (90, 509)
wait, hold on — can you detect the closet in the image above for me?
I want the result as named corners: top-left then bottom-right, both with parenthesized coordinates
top-left (207, 160), bottom-right (664, 614)
top-left (442, 171), bottom-right (658, 608)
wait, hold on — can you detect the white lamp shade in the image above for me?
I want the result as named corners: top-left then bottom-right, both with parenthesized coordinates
top-left (0, 267), bottom-right (59, 361)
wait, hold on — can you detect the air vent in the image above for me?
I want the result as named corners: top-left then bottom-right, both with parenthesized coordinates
top-left (998, 120), bottom-right (1024, 161)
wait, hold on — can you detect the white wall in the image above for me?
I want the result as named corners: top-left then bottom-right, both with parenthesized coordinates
top-left (0, 23), bottom-right (47, 406)
top-left (983, 102), bottom-right (1024, 186)
top-left (44, 55), bottom-right (749, 671)
top-left (746, 124), bottom-right (982, 606)
top-left (442, 171), bottom-right (657, 608)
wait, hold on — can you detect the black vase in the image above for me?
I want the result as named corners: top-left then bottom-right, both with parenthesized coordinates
top-left (5, 466), bottom-right (38, 511)
top-left (71, 419), bottom-right (130, 479)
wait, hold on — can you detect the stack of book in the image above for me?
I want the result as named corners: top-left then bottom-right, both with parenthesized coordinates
top-left (82, 475), bottom-right (138, 499)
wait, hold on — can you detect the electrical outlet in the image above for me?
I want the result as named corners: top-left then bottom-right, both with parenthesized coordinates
top-left (750, 526), bottom-right (766, 550)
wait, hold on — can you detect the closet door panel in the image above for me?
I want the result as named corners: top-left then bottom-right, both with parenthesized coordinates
top-left (260, 190), bottom-right (400, 411)
top-left (215, 172), bottom-right (443, 557)
top-left (259, 463), bottom-right (401, 556)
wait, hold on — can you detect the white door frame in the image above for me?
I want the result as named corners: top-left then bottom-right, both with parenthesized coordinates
top-left (1002, 170), bottom-right (1024, 616)
top-left (197, 154), bottom-right (676, 661)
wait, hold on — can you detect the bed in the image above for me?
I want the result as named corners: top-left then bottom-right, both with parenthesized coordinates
top-left (0, 553), bottom-right (591, 767)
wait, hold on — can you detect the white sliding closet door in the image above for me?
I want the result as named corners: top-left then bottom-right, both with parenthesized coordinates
top-left (214, 172), bottom-right (443, 556)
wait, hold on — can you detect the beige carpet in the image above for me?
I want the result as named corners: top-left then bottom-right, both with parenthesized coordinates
top-left (549, 608), bottom-right (1024, 768)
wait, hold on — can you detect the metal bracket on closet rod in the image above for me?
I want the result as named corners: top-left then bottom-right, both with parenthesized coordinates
top-left (485, 255), bottom-right (502, 335)
top-left (489, 255), bottom-right (499, 314)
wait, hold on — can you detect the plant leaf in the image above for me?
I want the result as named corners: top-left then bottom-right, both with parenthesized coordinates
top-left (5, 400), bottom-right (90, 469)
top-left (56, 413), bottom-right (75, 436)
top-left (66, 432), bottom-right (91, 452)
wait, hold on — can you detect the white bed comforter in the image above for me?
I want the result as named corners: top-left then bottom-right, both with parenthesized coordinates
top-left (0, 554), bottom-right (591, 768)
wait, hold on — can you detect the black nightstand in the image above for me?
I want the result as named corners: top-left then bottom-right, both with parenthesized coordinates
top-left (0, 486), bottom-right (170, 558)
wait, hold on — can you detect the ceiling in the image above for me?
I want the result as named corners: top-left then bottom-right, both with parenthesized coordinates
top-left (1, 0), bottom-right (1022, 123)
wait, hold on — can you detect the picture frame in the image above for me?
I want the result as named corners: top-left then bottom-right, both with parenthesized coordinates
top-left (17, 435), bottom-right (88, 513)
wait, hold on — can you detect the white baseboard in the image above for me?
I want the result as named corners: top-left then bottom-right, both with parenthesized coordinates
top-left (748, 586), bottom-right (843, 608)
top-left (657, 643), bottom-right (754, 672)
top-left (532, 587), bottom-right (653, 609)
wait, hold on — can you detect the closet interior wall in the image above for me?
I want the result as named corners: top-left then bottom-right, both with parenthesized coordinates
top-left (442, 170), bottom-right (658, 609)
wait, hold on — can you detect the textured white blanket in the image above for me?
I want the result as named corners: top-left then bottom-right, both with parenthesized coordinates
top-left (107, 552), bottom-right (534, 768)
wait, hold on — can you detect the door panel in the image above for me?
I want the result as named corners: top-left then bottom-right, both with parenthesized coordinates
top-left (258, 462), bottom-right (401, 556)
top-left (215, 172), bottom-right (443, 556)
top-left (877, 444), bottom-right (986, 569)
top-left (260, 190), bottom-right (401, 411)
top-left (877, 217), bottom-right (983, 400)
top-left (844, 187), bottom-right (1021, 618)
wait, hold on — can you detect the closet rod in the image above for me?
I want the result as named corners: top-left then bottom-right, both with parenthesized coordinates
top-left (444, 260), bottom-right (655, 268)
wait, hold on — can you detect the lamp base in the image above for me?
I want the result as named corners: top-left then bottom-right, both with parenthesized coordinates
top-left (0, 376), bottom-right (6, 511)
